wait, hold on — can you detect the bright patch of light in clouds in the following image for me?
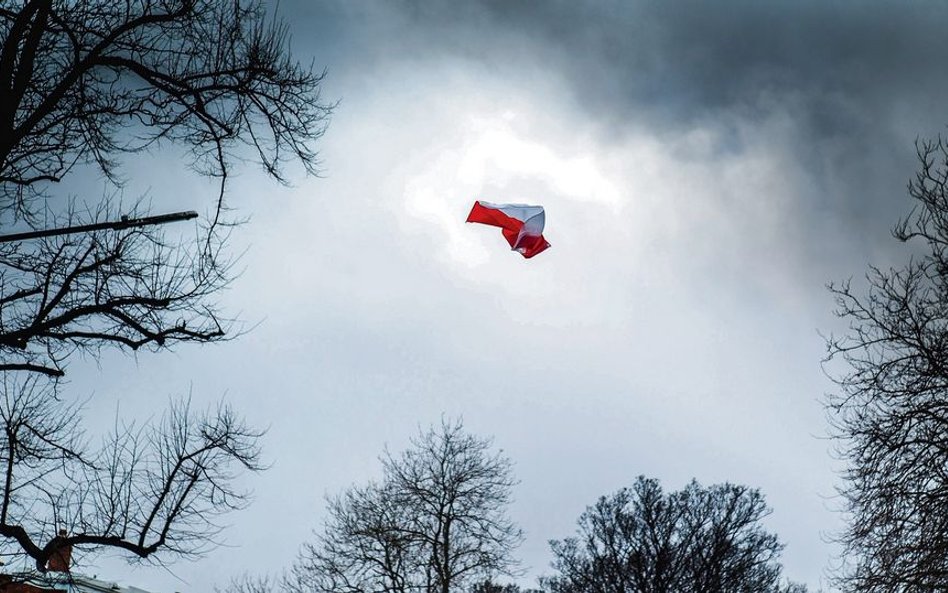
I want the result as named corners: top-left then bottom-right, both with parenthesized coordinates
top-left (455, 116), bottom-right (622, 206)
top-left (402, 109), bottom-right (622, 270)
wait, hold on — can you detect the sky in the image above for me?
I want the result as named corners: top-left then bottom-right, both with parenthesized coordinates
top-left (53, 1), bottom-right (948, 591)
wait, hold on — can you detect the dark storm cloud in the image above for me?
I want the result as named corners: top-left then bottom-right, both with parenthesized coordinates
top-left (292, 1), bottom-right (948, 138)
top-left (390, 1), bottom-right (948, 135)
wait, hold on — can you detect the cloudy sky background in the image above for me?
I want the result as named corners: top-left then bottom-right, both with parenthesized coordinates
top-left (57, 1), bottom-right (948, 591)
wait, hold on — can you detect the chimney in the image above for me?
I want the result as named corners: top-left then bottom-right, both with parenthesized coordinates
top-left (46, 530), bottom-right (71, 573)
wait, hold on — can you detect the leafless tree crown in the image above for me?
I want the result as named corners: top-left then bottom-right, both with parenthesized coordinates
top-left (543, 477), bottom-right (803, 593)
top-left (826, 138), bottom-right (948, 592)
top-left (289, 419), bottom-right (523, 593)
top-left (0, 0), bottom-right (332, 220)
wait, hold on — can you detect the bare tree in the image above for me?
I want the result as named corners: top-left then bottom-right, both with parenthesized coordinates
top-left (0, 372), bottom-right (263, 573)
top-left (0, 0), bottom-right (330, 573)
top-left (543, 477), bottom-right (805, 593)
top-left (0, 0), bottom-right (332, 379)
top-left (825, 138), bottom-right (948, 592)
top-left (289, 419), bottom-right (523, 593)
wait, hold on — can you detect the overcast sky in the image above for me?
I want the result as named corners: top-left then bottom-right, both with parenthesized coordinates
top-left (59, 2), bottom-right (948, 591)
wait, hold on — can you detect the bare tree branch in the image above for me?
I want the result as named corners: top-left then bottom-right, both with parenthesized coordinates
top-left (0, 373), bottom-right (264, 572)
top-left (0, 199), bottom-right (234, 377)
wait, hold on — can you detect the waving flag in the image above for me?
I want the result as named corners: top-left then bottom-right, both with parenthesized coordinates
top-left (466, 201), bottom-right (551, 259)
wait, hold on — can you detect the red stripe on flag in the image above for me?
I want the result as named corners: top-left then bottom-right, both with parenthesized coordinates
top-left (466, 201), bottom-right (525, 234)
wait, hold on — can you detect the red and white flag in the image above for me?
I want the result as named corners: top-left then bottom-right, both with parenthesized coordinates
top-left (466, 201), bottom-right (551, 259)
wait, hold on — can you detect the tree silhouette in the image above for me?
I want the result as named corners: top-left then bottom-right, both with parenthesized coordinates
top-left (0, 0), bottom-right (330, 573)
top-left (289, 420), bottom-right (523, 593)
top-left (826, 138), bottom-right (948, 591)
top-left (544, 477), bottom-right (806, 593)
top-left (0, 0), bottom-right (330, 219)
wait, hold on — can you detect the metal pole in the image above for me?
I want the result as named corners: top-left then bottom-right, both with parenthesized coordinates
top-left (0, 210), bottom-right (199, 243)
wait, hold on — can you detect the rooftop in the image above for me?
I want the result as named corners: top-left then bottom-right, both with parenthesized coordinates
top-left (2, 572), bottom-right (157, 593)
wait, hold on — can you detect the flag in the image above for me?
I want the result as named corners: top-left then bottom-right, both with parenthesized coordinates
top-left (466, 201), bottom-right (551, 259)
